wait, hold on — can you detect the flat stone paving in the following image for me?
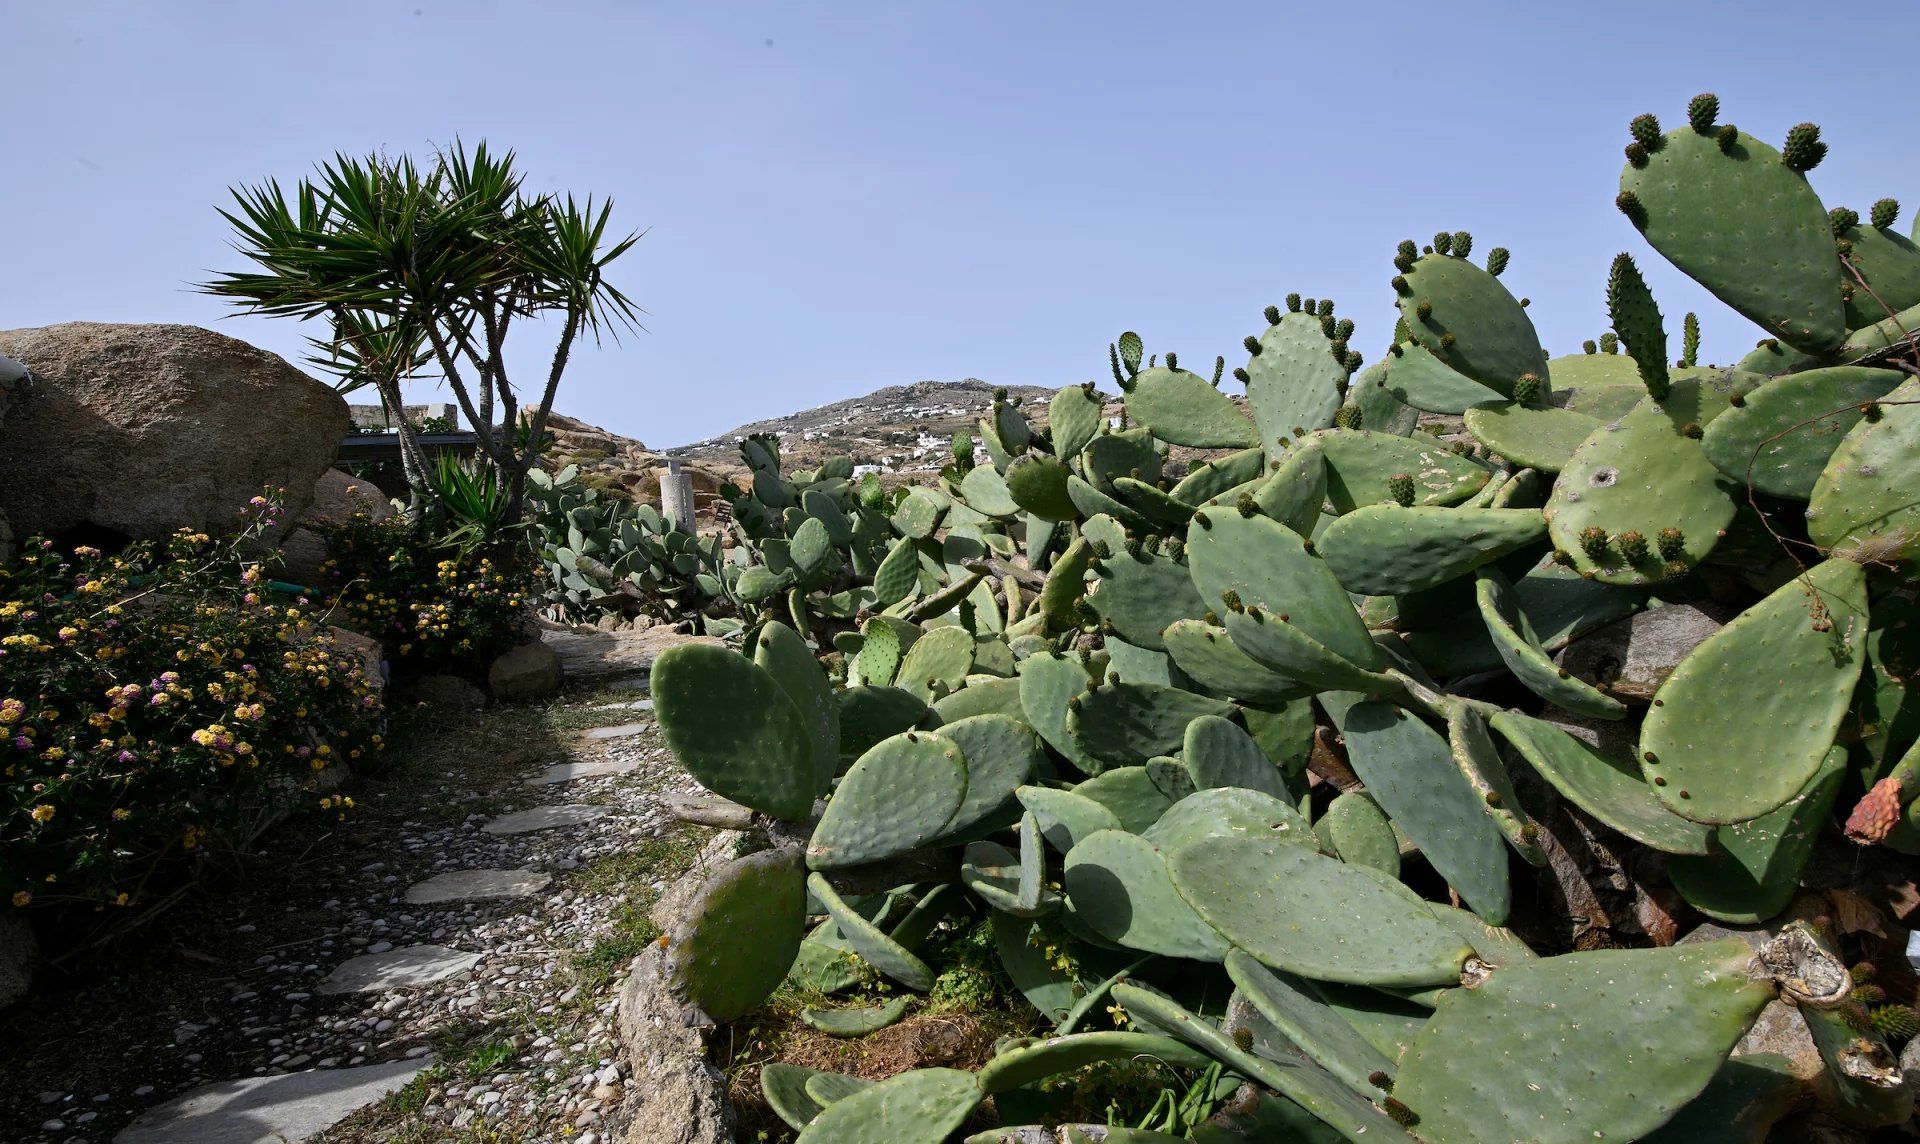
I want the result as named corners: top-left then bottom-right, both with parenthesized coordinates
top-left (316, 945), bottom-right (481, 995)
top-left (402, 868), bottom-right (552, 904)
top-left (583, 722), bottom-right (648, 741)
top-left (527, 759), bottom-right (639, 786)
top-left (481, 803), bottom-right (611, 834)
top-left (114, 1058), bottom-right (429, 1143)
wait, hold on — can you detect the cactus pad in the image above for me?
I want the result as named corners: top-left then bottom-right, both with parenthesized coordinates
top-left (1393, 939), bottom-right (1779, 1143)
top-left (806, 873), bottom-right (936, 991)
top-left (1225, 949), bottom-right (1398, 1100)
top-left (1086, 545), bottom-right (1204, 652)
top-left (1640, 557), bottom-right (1868, 824)
top-left (754, 620), bottom-right (840, 796)
top-left (936, 713), bottom-right (1041, 837)
top-left (1243, 309), bottom-right (1348, 457)
top-left (1668, 746), bottom-right (1847, 922)
top-left (1049, 383), bottom-right (1105, 461)
top-left (1063, 829), bottom-right (1230, 960)
top-left (1396, 250), bottom-right (1549, 395)
top-left (1005, 454), bottom-right (1079, 521)
top-left (1317, 505), bottom-right (1545, 596)
top-left (1017, 652), bottom-right (1102, 773)
top-left (794, 1067), bottom-right (982, 1144)
top-left (959, 463), bottom-right (1020, 518)
top-left (1444, 704), bottom-right (1546, 864)
top-left (1066, 680), bottom-right (1234, 769)
top-left (894, 625), bottom-right (975, 701)
top-left (976, 1031), bottom-right (1214, 1095)
top-left (1701, 366), bottom-right (1903, 499)
top-left (1125, 366), bottom-right (1260, 448)
top-left (1160, 618), bottom-right (1310, 705)
top-left (1318, 791), bottom-right (1400, 877)
top-left (666, 848), bottom-right (807, 1022)
top-left (1380, 339), bottom-right (1507, 414)
top-left (807, 730), bottom-right (967, 869)
top-left (1807, 377), bottom-right (1920, 562)
top-left (1167, 835), bottom-right (1473, 987)
top-left (1315, 428), bottom-right (1490, 512)
top-left (1016, 785), bottom-right (1123, 853)
top-left (1181, 714), bottom-right (1294, 801)
top-left (800, 996), bottom-right (913, 1037)
top-left (1247, 436), bottom-right (1329, 535)
top-left (1185, 510), bottom-right (1380, 671)
top-left (1462, 401), bottom-right (1604, 474)
top-left (1141, 786), bottom-right (1314, 852)
top-left (1490, 711), bottom-right (1711, 855)
top-left (1170, 446), bottom-right (1267, 504)
top-left (653, 643), bottom-right (819, 821)
top-left (1475, 568), bottom-right (1627, 719)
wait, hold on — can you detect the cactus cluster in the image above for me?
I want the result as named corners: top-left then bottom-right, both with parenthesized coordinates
top-left (638, 96), bottom-right (1920, 1141)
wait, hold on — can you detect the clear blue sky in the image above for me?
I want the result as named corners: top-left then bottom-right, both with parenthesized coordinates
top-left (6, 2), bottom-right (1917, 448)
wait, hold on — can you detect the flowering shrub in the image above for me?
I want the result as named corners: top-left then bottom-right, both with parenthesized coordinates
top-left (0, 497), bottom-right (385, 914)
top-left (317, 513), bottom-right (533, 675)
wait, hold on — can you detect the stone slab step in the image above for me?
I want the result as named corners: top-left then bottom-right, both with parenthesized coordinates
top-left (584, 722), bottom-right (648, 741)
top-left (527, 759), bottom-right (639, 786)
top-left (115, 1058), bottom-right (429, 1143)
top-left (403, 869), bottom-right (552, 904)
top-left (317, 944), bottom-right (480, 995)
top-left (481, 804), bottom-right (610, 835)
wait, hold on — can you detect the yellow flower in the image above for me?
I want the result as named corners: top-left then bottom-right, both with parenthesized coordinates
top-left (10, 891), bottom-right (29, 907)
top-left (114, 892), bottom-right (130, 907)
top-left (29, 804), bottom-right (55, 823)
top-left (112, 808), bottom-right (130, 820)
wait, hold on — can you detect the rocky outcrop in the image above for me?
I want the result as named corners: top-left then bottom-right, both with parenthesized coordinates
top-left (489, 641), bottom-right (564, 703)
top-left (0, 323), bottom-right (348, 543)
top-left (279, 469), bottom-right (395, 588)
top-left (536, 411), bottom-right (731, 513)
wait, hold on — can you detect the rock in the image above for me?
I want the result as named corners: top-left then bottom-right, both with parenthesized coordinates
top-left (407, 674), bottom-right (487, 711)
top-left (278, 469), bottom-right (394, 588)
top-left (403, 869), bottom-right (553, 904)
top-left (584, 723), bottom-right (647, 741)
top-left (325, 626), bottom-right (386, 697)
top-left (611, 947), bottom-right (733, 1144)
top-left (0, 323), bottom-right (348, 543)
top-left (481, 804), bottom-right (610, 835)
top-left (1556, 603), bottom-right (1734, 702)
top-left (526, 760), bottom-right (639, 786)
top-left (114, 1058), bottom-right (428, 1143)
top-left (540, 628), bottom-right (722, 682)
top-left (316, 944), bottom-right (481, 994)
top-left (489, 641), bottom-right (564, 703)
top-left (0, 913), bottom-right (35, 1010)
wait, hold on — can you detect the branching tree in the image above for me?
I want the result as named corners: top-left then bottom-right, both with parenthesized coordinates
top-left (201, 142), bottom-right (642, 519)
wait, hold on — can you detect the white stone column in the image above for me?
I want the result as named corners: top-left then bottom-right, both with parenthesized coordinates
top-left (660, 458), bottom-right (695, 533)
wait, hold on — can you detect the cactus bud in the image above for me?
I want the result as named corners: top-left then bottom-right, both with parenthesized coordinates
top-left (1615, 530), bottom-right (1650, 562)
top-left (1829, 206), bottom-right (1860, 235)
top-left (1394, 252), bottom-right (1416, 273)
top-left (1451, 230), bottom-right (1472, 258)
top-left (1395, 240), bottom-right (1417, 262)
top-left (1582, 339), bottom-right (1598, 354)
top-left (1715, 123), bottom-right (1739, 153)
top-left (1871, 198), bottom-right (1900, 230)
top-left (1334, 405), bottom-right (1363, 430)
top-left (1433, 231), bottom-right (1453, 255)
top-left (1616, 189), bottom-right (1647, 228)
top-left (1203, 610), bottom-right (1219, 626)
top-left (1599, 331), bottom-right (1619, 355)
top-left (1368, 1071), bottom-right (1392, 1091)
top-left (1231, 1026), bottom-right (1254, 1051)
top-left (1662, 559), bottom-right (1690, 581)
top-left (1855, 983), bottom-right (1889, 1005)
top-left (1520, 822), bottom-right (1540, 843)
top-left (1440, 332), bottom-right (1457, 349)
top-left (992, 386), bottom-right (1009, 402)
top-left (1334, 317), bottom-right (1355, 341)
top-left (1851, 963), bottom-right (1878, 984)
top-left (1384, 1097), bottom-right (1419, 1127)
top-left (1391, 274), bottom-right (1411, 295)
top-left (1483, 791), bottom-right (1502, 808)
top-left (1629, 112), bottom-right (1663, 147)
top-left (1164, 351), bottom-right (1178, 371)
top-left (1680, 311), bottom-right (1700, 367)
top-left (1871, 1005), bottom-right (1920, 1039)
top-left (1624, 140), bottom-right (1649, 167)
top-left (1232, 366), bottom-right (1250, 384)
top-left (1243, 334), bottom-right (1262, 356)
top-left (1221, 589), bottom-right (1244, 613)
top-left (1485, 247), bottom-right (1509, 276)
top-left (1235, 493), bottom-right (1259, 519)
top-left (1861, 400), bottom-right (1884, 423)
top-left (1687, 93), bottom-right (1719, 132)
top-left (1681, 423), bottom-right (1702, 439)
top-left (1264, 303), bottom-right (1281, 325)
top-left (1211, 355), bottom-right (1225, 386)
top-left (1091, 540), bottom-right (1113, 560)
top-left (1317, 299), bottom-right (1334, 318)
top-left (1386, 473), bottom-right (1416, 507)
top-left (1579, 526), bottom-right (1610, 558)
top-left (1286, 292), bottom-right (1302, 312)
top-left (1415, 300), bottom-right (1433, 321)
top-left (1193, 511), bottom-right (1211, 529)
top-left (1302, 297), bottom-right (1317, 315)
top-left (1656, 527), bottom-right (1685, 559)
top-left (1551, 549), bottom-right (1574, 566)
top-left (1782, 122), bottom-right (1826, 172)
top-left (1728, 392), bottom-right (1746, 408)
top-left (1124, 537), bottom-right (1144, 559)
top-left (1512, 373), bottom-right (1544, 405)
top-left (1320, 315), bottom-right (1337, 338)
top-left (1344, 350), bottom-right (1363, 372)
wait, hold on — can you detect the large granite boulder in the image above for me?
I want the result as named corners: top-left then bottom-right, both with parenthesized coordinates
top-left (278, 468), bottom-right (395, 588)
top-left (0, 323), bottom-right (348, 543)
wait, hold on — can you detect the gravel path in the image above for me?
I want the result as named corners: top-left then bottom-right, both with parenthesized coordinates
top-left (8, 690), bottom-right (705, 1144)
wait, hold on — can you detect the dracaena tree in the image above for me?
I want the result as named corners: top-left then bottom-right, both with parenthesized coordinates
top-left (201, 141), bottom-right (642, 519)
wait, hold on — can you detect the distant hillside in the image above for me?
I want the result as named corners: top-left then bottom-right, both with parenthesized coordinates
top-left (665, 379), bottom-right (1072, 477)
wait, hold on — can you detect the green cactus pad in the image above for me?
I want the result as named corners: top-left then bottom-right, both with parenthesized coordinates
top-left (1640, 557), bottom-right (1868, 824)
top-left (961, 839), bottom-right (1058, 918)
top-left (894, 625), bottom-right (975, 702)
top-left (1314, 428), bottom-right (1490, 512)
top-left (1425, 901), bottom-right (1537, 967)
top-left (1016, 785), bottom-right (1123, 853)
top-left (934, 713), bottom-right (1041, 836)
top-left (1393, 939), bottom-right (1778, 1144)
top-left (1049, 384), bottom-right (1106, 461)
top-left (1397, 252), bottom-right (1549, 395)
top-left (1063, 473), bottom-right (1151, 532)
top-left (1160, 619), bottom-right (1310, 705)
top-left (1226, 950), bottom-right (1398, 1100)
top-left (761, 1062), bottom-right (833, 1130)
top-left (666, 848), bottom-right (807, 1022)
top-left (1066, 680), bottom-right (1235, 769)
top-left (735, 564), bottom-right (794, 603)
top-left (1244, 310), bottom-right (1348, 456)
top-left (1701, 366), bottom-right (1903, 499)
top-left (1807, 377), bottom-right (1920, 562)
top-left (1544, 382), bottom-right (1739, 586)
top-left (1475, 568), bottom-right (1627, 719)
top-left (1167, 835), bottom-right (1472, 987)
top-left (1462, 401), bottom-right (1604, 474)
top-left (1800, 1004), bottom-right (1914, 1128)
top-left (1379, 340), bottom-right (1506, 414)
top-left (1318, 791), bottom-right (1400, 877)
top-left (804, 1069), bottom-right (875, 1108)
top-left (1346, 361), bottom-right (1423, 435)
top-left (1086, 547), bottom-right (1205, 652)
top-left (1838, 216), bottom-right (1920, 330)
top-left (800, 996), bottom-right (913, 1037)
top-left (1184, 510), bottom-right (1380, 670)
top-left (1180, 715), bottom-right (1293, 801)
top-left (872, 536), bottom-right (921, 605)
top-left (1247, 437), bottom-right (1328, 536)
top-left (653, 643), bottom-right (818, 821)
top-left (1444, 705), bottom-right (1546, 864)
top-left (1668, 746), bottom-right (1846, 923)
top-left (1488, 711), bottom-right (1710, 855)
top-left (1017, 652), bottom-right (1101, 773)
top-left (1081, 426), bottom-right (1164, 489)
top-left (788, 516), bottom-right (833, 584)
top-left (755, 621), bottom-right (839, 796)
top-left (807, 730), bottom-right (967, 869)
top-left (1141, 786), bottom-right (1314, 853)
top-left (976, 1031), bottom-right (1214, 1095)
top-left (837, 686), bottom-right (929, 763)
top-left (1072, 765), bottom-right (1183, 833)
top-left (1125, 366), bottom-right (1260, 448)
top-left (1338, 701), bottom-right (1512, 922)
top-left (1004, 454), bottom-right (1080, 522)
top-left (806, 873), bottom-right (936, 991)
top-left (1063, 829), bottom-right (1230, 960)
top-left (1170, 447), bottom-right (1267, 504)
top-left (1109, 476), bottom-right (1196, 528)
top-left (853, 618), bottom-right (905, 688)
top-left (1037, 537), bottom-right (1092, 632)
top-left (959, 463), bottom-right (1021, 518)
top-left (1316, 505), bottom-right (1545, 596)
top-left (1621, 121), bottom-right (1845, 355)
top-left (1111, 982), bottom-right (1417, 1142)
top-left (891, 487), bottom-right (947, 539)
top-left (794, 1067), bottom-right (981, 1144)
top-left (1222, 608), bottom-right (1396, 694)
